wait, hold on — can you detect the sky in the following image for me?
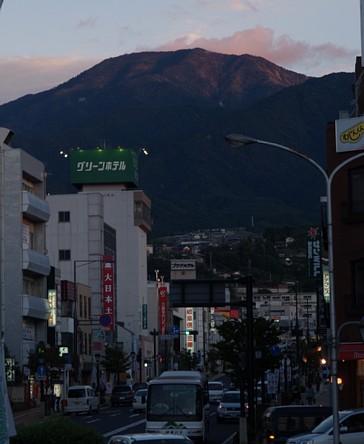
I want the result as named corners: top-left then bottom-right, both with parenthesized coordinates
top-left (0, 0), bottom-right (363, 105)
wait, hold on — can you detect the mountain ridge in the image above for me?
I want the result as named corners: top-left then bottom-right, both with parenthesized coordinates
top-left (0, 49), bottom-right (355, 237)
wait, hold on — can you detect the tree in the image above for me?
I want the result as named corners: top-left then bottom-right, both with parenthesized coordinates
top-left (212, 317), bottom-right (283, 388)
top-left (177, 348), bottom-right (198, 371)
top-left (101, 344), bottom-right (130, 384)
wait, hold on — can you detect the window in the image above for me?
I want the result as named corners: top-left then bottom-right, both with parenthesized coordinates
top-left (58, 211), bottom-right (70, 222)
top-left (59, 250), bottom-right (71, 261)
top-left (352, 258), bottom-right (364, 309)
top-left (350, 167), bottom-right (364, 215)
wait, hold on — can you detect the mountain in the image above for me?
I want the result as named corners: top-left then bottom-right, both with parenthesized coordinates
top-left (0, 48), bottom-right (355, 237)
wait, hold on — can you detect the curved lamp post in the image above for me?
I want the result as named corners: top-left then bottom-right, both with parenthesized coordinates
top-left (225, 133), bottom-right (364, 444)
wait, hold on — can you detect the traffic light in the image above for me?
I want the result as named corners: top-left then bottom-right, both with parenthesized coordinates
top-left (36, 341), bottom-right (46, 365)
top-left (185, 330), bottom-right (198, 336)
top-left (159, 356), bottom-right (165, 363)
top-left (37, 341), bottom-right (45, 354)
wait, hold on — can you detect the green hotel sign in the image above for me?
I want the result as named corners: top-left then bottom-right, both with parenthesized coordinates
top-left (70, 148), bottom-right (138, 187)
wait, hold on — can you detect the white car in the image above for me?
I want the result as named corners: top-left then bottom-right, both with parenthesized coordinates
top-left (286, 408), bottom-right (364, 444)
top-left (208, 381), bottom-right (224, 403)
top-left (61, 385), bottom-right (99, 415)
top-left (132, 388), bottom-right (147, 412)
top-left (107, 433), bottom-right (193, 443)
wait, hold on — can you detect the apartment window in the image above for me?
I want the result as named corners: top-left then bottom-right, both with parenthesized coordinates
top-left (59, 249), bottom-right (71, 261)
top-left (58, 211), bottom-right (70, 222)
top-left (350, 167), bottom-right (364, 215)
top-left (352, 258), bottom-right (364, 309)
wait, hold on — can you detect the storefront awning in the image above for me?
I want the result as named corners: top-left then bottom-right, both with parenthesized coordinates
top-left (338, 343), bottom-right (364, 360)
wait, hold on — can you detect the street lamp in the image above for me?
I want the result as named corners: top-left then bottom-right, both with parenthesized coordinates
top-left (225, 133), bottom-right (364, 444)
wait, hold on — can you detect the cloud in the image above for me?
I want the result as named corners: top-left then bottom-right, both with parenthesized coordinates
top-left (0, 56), bottom-right (100, 105)
top-left (0, 26), bottom-right (357, 105)
top-left (76, 16), bottom-right (98, 29)
top-left (155, 26), bottom-right (357, 76)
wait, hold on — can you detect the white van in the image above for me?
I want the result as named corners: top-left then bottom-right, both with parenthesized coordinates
top-left (61, 385), bottom-right (100, 415)
top-left (208, 381), bottom-right (224, 403)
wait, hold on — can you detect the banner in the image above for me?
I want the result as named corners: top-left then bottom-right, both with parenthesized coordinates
top-left (306, 227), bottom-right (322, 278)
top-left (158, 286), bottom-right (168, 335)
top-left (102, 256), bottom-right (114, 330)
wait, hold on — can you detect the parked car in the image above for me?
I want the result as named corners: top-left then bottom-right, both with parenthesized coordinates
top-left (111, 384), bottom-right (134, 407)
top-left (286, 408), bottom-right (364, 444)
top-left (256, 405), bottom-right (332, 444)
top-left (61, 385), bottom-right (99, 415)
top-left (132, 388), bottom-right (147, 412)
top-left (216, 390), bottom-right (242, 423)
top-left (208, 381), bottom-right (224, 403)
top-left (107, 433), bottom-right (193, 443)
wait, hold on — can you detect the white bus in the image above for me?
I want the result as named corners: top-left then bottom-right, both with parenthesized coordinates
top-left (146, 371), bottom-right (210, 443)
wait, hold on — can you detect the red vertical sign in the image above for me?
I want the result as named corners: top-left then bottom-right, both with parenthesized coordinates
top-left (159, 286), bottom-right (168, 335)
top-left (102, 255), bottom-right (114, 330)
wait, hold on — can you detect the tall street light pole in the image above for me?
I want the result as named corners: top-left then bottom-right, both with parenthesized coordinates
top-left (225, 133), bottom-right (364, 444)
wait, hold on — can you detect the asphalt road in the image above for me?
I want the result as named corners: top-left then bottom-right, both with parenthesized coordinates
top-left (70, 403), bottom-right (238, 443)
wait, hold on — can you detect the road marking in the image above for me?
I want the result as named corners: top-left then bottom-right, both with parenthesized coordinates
top-left (103, 418), bottom-right (146, 438)
top-left (86, 418), bottom-right (101, 424)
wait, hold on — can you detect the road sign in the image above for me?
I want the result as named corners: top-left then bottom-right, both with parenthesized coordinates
top-left (36, 365), bottom-right (47, 381)
top-left (100, 314), bottom-right (111, 328)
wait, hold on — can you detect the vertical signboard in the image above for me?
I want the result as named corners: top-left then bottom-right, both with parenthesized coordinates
top-left (306, 227), bottom-right (322, 279)
top-left (159, 286), bottom-right (168, 335)
top-left (142, 304), bottom-right (148, 329)
top-left (48, 289), bottom-right (57, 327)
top-left (185, 308), bottom-right (194, 352)
top-left (102, 256), bottom-right (114, 331)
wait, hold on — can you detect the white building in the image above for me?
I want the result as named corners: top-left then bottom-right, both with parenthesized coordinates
top-left (45, 148), bottom-right (152, 382)
top-left (0, 127), bottom-right (51, 368)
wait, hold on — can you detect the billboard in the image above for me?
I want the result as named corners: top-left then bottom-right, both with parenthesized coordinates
top-left (335, 116), bottom-right (364, 153)
top-left (70, 148), bottom-right (138, 187)
top-left (306, 226), bottom-right (322, 279)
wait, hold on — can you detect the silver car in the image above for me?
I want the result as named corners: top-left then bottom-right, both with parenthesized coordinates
top-left (107, 433), bottom-right (193, 443)
top-left (286, 408), bottom-right (364, 444)
top-left (216, 390), bottom-right (243, 423)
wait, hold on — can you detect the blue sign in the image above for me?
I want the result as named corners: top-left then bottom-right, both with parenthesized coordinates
top-left (171, 325), bottom-right (180, 334)
top-left (36, 365), bottom-right (47, 380)
top-left (100, 314), bottom-right (111, 327)
top-left (270, 345), bottom-right (281, 357)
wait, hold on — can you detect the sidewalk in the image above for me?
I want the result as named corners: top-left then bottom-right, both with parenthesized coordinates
top-left (314, 382), bottom-right (331, 407)
top-left (12, 405), bottom-right (46, 427)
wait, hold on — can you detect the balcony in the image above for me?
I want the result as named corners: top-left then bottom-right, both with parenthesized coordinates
top-left (23, 249), bottom-right (51, 275)
top-left (22, 294), bottom-right (50, 320)
top-left (22, 191), bottom-right (50, 222)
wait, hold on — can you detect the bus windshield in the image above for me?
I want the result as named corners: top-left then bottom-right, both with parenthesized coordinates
top-left (147, 383), bottom-right (203, 421)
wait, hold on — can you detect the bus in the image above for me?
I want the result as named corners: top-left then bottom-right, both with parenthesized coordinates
top-left (146, 371), bottom-right (210, 443)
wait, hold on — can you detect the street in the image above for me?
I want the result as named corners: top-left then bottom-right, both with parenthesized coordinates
top-left (69, 403), bottom-right (238, 443)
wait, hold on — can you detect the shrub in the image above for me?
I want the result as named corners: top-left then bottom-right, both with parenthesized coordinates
top-left (10, 416), bottom-right (104, 444)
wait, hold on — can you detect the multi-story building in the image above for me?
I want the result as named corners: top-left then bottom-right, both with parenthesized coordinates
top-left (46, 147), bottom-right (152, 384)
top-left (0, 127), bottom-right (51, 369)
top-left (325, 55), bottom-right (364, 408)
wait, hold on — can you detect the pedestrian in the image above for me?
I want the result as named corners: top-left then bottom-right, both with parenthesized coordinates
top-left (315, 373), bottom-right (321, 393)
top-left (305, 384), bottom-right (314, 405)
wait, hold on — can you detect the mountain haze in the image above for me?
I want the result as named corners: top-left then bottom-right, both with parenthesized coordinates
top-left (0, 49), bottom-right (355, 236)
